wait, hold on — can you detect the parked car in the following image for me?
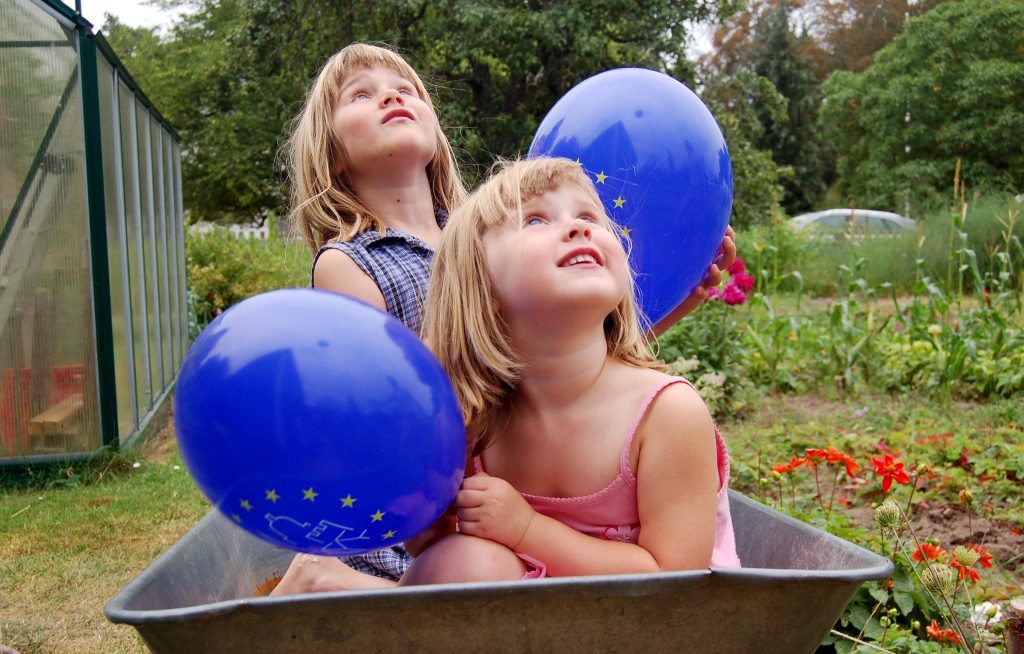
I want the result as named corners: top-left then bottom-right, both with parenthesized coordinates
top-left (789, 209), bottom-right (917, 237)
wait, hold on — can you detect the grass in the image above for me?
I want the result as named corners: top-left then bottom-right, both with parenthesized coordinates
top-left (0, 391), bottom-right (1019, 653)
top-left (0, 420), bottom-right (209, 654)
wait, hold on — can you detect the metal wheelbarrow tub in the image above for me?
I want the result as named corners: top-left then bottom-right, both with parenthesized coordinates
top-left (105, 491), bottom-right (892, 653)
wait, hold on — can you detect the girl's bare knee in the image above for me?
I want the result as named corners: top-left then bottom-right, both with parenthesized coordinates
top-left (402, 534), bottom-right (526, 585)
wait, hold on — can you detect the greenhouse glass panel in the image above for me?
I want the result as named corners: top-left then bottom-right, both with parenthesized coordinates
top-left (151, 120), bottom-right (171, 385)
top-left (162, 129), bottom-right (181, 368)
top-left (173, 142), bottom-right (187, 356)
top-left (0, 0), bottom-right (100, 456)
top-left (120, 86), bottom-right (152, 417)
top-left (97, 53), bottom-right (136, 438)
top-left (136, 104), bottom-right (163, 396)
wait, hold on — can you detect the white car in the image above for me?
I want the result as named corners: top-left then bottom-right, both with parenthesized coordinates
top-left (789, 209), bottom-right (917, 237)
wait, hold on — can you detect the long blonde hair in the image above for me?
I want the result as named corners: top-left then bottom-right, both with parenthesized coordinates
top-left (286, 43), bottom-right (466, 254)
top-left (421, 157), bottom-right (659, 455)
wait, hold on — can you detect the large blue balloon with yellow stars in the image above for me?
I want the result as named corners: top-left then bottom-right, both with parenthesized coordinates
top-left (175, 289), bottom-right (466, 555)
top-left (529, 68), bottom-right (733, 325)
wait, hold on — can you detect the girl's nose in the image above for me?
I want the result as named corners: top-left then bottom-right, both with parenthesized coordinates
top-left (564, 219), bottom-right (592, 241)
top-left (381, 89), bottom-right (405, 106)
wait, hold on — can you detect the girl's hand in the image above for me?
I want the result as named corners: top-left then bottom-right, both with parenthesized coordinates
top-left (455, 472), bottom-right (535, 550)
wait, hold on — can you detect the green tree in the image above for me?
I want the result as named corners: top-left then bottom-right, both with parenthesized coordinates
top-left (707, 0), bottom-right (833, 215)
top-left (699, 70), bottom-right (789, 228)
top-left (819, 0), bottom-right (1024, 209)
top-left (105, 0), bottom-right (737, 222)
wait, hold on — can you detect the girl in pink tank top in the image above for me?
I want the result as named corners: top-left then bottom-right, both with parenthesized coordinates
top-left (404, 157), bottom-right (739, 584)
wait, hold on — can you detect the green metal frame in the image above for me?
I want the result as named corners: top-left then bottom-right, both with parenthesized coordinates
top-left (78, 28), bottom-right (119, 449)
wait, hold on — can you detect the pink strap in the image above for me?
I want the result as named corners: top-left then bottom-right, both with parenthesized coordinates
top-left (619, 377), bottom-right (729, 491)
top-left (619, 378), bottom-right (688, 482)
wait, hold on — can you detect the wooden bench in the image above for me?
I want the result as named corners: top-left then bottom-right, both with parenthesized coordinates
top-left (28, 393), bottom-right (84, 450)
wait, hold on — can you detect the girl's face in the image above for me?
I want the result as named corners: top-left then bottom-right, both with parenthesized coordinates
top-left (331, 66), bottom-right (437, 179)
top-left (482, 183), bottom-right (629, 326)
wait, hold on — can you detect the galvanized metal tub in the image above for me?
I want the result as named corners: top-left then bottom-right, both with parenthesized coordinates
top-left (105, 491), bottom-right (892, 653)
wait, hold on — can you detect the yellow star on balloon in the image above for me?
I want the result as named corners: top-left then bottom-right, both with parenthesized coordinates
top-left (382, 530), bottom-right (396, 540)
top-left (265, 489), bottom-right (279, 503)
top-left (231, 514), bottom-right (242, 523)
top-left (621, 226), bottom-right (632, 237)
top-left (240, 499), bottom-right (253, 511)
top-left (341, 494), bottom-right (356, 508)
top-left (595, 171), bottom-right (608, 184)
top-left (303, 487), bottom-right (318, 502)
top-left (574, 158), bottom-right (582, 167)
top-left (370, 510), bottom-right (386, 522)
top-left (614, 196), bottom-right (626, 208)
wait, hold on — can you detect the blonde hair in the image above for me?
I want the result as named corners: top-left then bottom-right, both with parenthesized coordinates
top-left (287, 43), bottom-right (467, 254)
top-left (421, 157), bottom-right (659, 455)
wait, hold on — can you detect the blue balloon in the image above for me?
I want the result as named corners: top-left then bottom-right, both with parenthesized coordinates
top-left (175, 289), bottom-right (466, 555)
top-left (529, 68), bottom-right (733, 325)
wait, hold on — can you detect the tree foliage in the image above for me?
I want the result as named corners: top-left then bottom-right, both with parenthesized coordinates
top-left (104, 0), bottom-right (739, 223)
top-left (705, 0), bottom-right (832, 216)
top-left (819, 0), bottom-right (1024, 210)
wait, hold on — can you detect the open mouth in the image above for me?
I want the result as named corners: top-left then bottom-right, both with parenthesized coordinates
top-left (558, 249), bottom-right (603, 267)
top-left (382, 109), bottom-right (415, 123)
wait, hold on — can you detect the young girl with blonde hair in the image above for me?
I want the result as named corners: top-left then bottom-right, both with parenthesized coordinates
top-left (402, 157), bottom-right (740, 582)
top-left (273, 41), bottom-right (735, 594)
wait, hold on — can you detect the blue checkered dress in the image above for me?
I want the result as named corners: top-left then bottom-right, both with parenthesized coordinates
top-left (311, 209), bottom-right (447, 579)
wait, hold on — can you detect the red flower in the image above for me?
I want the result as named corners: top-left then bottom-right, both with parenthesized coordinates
top-left (804, 448), bottom-right (827, 468)
top-left (727, 257), bottom-right (746, 276)
top-left (722, 283), bottom-right (747, 305)
top-left (732, 272), bottom-right (755, 292)
top-left (951, 554), bottom-right (981, 583)
top-left (911, 543), bottom-right (945, 562)
top-left (971, 544), bottom-right (993, 568)
top-left (926, 620), bottom-right (960, 644)
top-left (841, 454), bottom-right (861, 478)
top-left (871, 454), bottom-right (911, 493)
top-left (772, 455), bottom-right (806, 475)
top-left (704, 286), bottom-right (721, 302)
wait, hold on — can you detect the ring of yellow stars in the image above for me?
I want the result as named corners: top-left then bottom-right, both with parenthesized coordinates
top-left (621, 226), bottom-right (632, 237)
top-left (303, 487), bottom-right (319, 502)
top-left (613, 196), bottom-right (626, 208)
top-left (231, 514), bottom-right (242, 523)
top-left (382, 530), bottom-right (396, 540)
top-left (265, 489), bottom-right (279, 503)
top-left (370, 510), bottom-right (386, 522)
top-left (595, 171), bottom-right (608, 184)
top-left (340, 494), bottom-right (356, 508)
top-left (240, 499), bottom-right (253, 511)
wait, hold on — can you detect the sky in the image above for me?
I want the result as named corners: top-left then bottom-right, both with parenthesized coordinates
top-left (72, 0), bottom-right (186, 33)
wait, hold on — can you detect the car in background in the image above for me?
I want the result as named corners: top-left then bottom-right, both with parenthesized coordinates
top-left (789, 208), bottom-right (917, 237)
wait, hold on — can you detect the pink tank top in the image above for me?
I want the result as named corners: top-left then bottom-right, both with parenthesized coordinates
top-left (473, 378), bottom-right (741, 568)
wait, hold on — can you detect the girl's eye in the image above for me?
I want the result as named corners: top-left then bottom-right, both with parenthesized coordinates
top-left (524, 216), bottom-right (544, 226)
top-left (352, 91), bottom-right (371, 102)
top-left (579, 213), bottom-right (599, 224)
top-left (398, 87), bottom-right (414, 96)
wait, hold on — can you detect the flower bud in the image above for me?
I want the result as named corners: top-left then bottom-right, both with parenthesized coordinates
top-left (958, 488), bottom-right (973, 505)
top-left (873, 500), bottom-right (902, 536)
top-left (921, 564), bottom-right (958, 598)
top-left (912, 620), bottom-right (921, 630)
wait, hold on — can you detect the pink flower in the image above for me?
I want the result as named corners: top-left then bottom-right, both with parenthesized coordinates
top-left (727, 258), bottom-right (746, 276)
top-left (704, 286), bottom-right (721, 302)
top-left (732, 272), bottom-right (755, 292)
top-left (722, 283), bottom-right (747, 305)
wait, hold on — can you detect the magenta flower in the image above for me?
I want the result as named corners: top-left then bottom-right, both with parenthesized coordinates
top-left (727, 258), bottom-right (746, 276)
top-left (733, 272), bottom-right (755, 292)
top-left (722, 283), bottom-right (747, 305)
top-left (705, 286), bottom-right (721, 302)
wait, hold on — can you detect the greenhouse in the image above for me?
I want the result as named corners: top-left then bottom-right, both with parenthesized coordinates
top-left (1, 0), bottom-right (185, 464)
